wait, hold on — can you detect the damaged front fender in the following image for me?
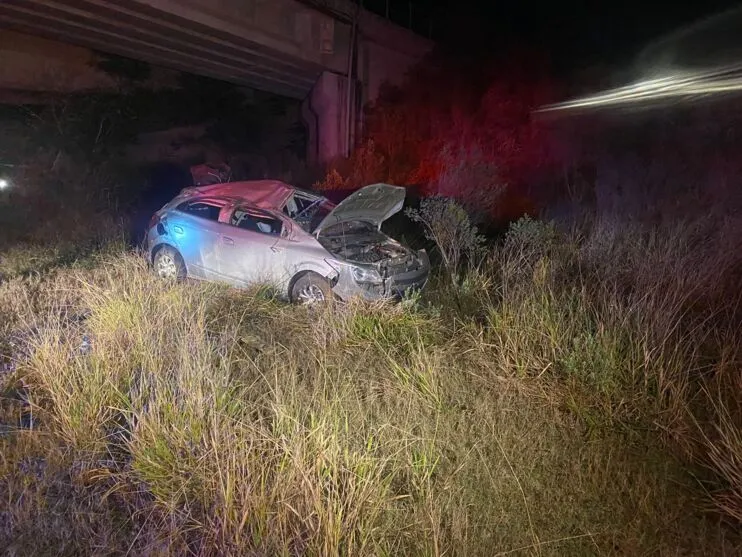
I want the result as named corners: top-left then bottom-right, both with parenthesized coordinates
top-left (328, 249), bottom-right (430, 301)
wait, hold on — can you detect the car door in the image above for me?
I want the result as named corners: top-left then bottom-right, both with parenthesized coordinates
top-left (217, 205), bottom-right (291, 288)
top-left (168, 198), bottom-right (228, 280)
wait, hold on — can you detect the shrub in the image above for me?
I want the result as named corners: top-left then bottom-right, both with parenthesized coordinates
top-left (501, 216), bottom-right (559, 276)
top-left (313, 140), bottom-right (387, 191)
top-left (405, 196), bottom-right (485, 284)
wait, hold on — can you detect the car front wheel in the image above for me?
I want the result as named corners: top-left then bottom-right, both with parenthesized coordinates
top-left (153, 246), bottom-right (186, 282)
top-left (291, 272), bottom-right (332, 305)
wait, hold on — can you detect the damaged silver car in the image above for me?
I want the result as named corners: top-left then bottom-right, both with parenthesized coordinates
top-left (145, 181), bottom-right (429, 303)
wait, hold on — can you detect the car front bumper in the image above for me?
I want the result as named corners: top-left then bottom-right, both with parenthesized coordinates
top-left (331, 250), bottom-right (430, 301)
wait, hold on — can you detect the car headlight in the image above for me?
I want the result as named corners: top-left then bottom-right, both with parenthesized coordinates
top-left (325, 259), bottom-right (384, 284)
top-left (351, 265), bottom-right (383, 284)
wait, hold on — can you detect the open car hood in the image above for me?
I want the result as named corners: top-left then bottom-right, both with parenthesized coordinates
top-left (315, 183), bottom-right (406, 234)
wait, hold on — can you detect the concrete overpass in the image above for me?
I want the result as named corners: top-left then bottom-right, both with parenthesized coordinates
top-left (0, 0), bottom-right (432, 163)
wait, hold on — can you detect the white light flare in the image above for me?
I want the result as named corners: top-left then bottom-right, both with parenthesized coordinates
top-left (0, 178), bottom-right (8, 190)
top-left (537, 64), bottom-right (742, 113)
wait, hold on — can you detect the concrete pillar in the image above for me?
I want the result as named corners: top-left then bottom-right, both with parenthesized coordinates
top-left (302, 70), bottom-right (348, 165)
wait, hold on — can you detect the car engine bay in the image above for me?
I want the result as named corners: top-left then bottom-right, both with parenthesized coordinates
top-left (318, 232), bottom-right (416, 268)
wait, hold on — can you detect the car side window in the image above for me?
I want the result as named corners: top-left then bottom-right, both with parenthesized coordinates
top-left (177, 200), bottom-right (222, 221)
top-left (230, 207), bottom-right (283, 236)
top-left (283, 194), bottom-right (315, 218)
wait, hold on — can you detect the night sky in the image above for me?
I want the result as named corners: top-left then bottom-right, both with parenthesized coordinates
top-left (422, 0), bottom-right (742, 72)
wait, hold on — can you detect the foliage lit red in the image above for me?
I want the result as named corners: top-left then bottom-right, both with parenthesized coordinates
top-left (317, 53), bottom-right (560, 220)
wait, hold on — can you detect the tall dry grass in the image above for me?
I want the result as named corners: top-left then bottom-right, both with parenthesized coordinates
top-left (1, 214), bottom-right (740, 554)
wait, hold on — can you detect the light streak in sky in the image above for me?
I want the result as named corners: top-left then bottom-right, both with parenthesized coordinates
top-left (538, 63), bottom-right (742, 113)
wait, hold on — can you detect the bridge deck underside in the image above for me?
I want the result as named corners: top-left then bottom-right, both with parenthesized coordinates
top-left (0, 0), bottom-right (324, 98)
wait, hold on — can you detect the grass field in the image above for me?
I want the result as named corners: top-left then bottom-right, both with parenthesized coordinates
top-left (0, 214), bottom-right (741, 555)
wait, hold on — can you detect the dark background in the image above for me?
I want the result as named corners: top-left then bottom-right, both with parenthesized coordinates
top-left (411, 0), bottom-right (742, 72)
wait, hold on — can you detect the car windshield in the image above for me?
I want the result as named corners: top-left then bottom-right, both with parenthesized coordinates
top-left (293, 197), bottom-right (335, 233)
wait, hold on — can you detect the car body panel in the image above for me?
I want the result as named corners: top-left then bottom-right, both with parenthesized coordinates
top-left (165, 210), bottom-right (225, 281)
top-left (179, 180), bottom-right (294, 210)
top-left (315, 183), bottom-right (406, 234)
top-left (216, 227), bottom-right (283, 287)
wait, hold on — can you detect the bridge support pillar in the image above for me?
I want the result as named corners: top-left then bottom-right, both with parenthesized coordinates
top-left (303, 71), bottom-right (352, 166)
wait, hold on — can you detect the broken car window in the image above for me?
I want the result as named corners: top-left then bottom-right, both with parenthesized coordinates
top-left (230, 207), bottom-right (283, 236)
top-left (288, 198), bottom-right (334, 233)
top-left (283, 194), bottom-right (317, 218)
top-left (177, 201), bottom-right (222, 221)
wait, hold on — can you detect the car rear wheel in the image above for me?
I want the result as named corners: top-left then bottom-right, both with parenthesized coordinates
top-left (153, 246), bottom-right (186, 281)
top-left (291, 272), bottom-right (332, 305)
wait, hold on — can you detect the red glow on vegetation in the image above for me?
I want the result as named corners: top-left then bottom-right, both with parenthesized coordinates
top-left (318, 53), bottom-right (560, 221)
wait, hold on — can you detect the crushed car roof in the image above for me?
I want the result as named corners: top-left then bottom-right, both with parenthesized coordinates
top-left (180, 180), bottom-right (295, 210)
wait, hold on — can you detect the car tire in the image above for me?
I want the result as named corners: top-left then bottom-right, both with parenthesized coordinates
top-left (153, 246), bottom-right (186, 282)
top-left (291, 272), bottom-right (332, 305)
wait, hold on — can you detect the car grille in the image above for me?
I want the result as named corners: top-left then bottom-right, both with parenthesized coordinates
top-left (385, 256), bottom-right (421, 276)
top-left (387, 265), bottom-right (428, 295)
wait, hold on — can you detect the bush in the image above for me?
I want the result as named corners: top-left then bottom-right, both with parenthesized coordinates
top-left (501, 216), bottom-right (559, 276)
top-left (405, 196), bottom-right (485, 284)
top-left (313, 140), bottom-right (387, 191)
